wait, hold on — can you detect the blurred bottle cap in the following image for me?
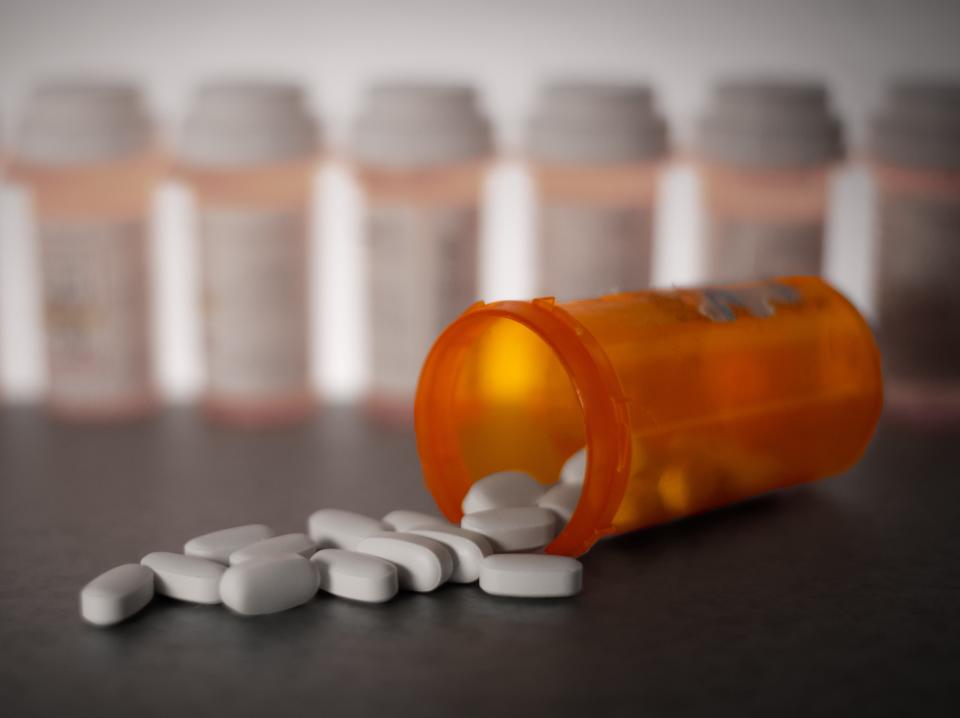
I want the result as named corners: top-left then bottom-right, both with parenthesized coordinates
top-left (697, 78), bottom-right (843, 169)
top-left (351, 81), bottom-right (493, 169)
top-left (526, 81), bottom-right (669, 164)
top-left (180, 80), bottom-right (320, 167)
top-left (870, 79), bottom-right (960, 170)
top-left (17, 79), bottom-right (153, 165)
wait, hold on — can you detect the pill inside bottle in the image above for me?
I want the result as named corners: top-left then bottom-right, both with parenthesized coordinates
top-left (415, 276), bottom-right (882, 557)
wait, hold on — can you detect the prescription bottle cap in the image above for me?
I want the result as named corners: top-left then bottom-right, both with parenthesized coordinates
top-left (526, 81), bottom-right (669, 164)
top-left (180, 80), bottom-right (320, 168)
top-left (697, 78), bottom-right (843, 169)
top-left (351, 81), bottom-right (493, 169)
top-left (870, 79), bottom-right (960, 170)
top-left (16, 79), bottom-right (153, 165)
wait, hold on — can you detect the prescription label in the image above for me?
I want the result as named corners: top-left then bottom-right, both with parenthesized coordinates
top-left (708, 220), bottom-right (824, 282)
top-left (40, 219), bottom-right (151, 404)
top-left (540, 204), bottom-right (653, 301)
top-left (367, 203), bottom-right (479, 399)
top-left (200, 207), bottom-right (310, 399)
top-left (875, 193), bottom-right (960, 381)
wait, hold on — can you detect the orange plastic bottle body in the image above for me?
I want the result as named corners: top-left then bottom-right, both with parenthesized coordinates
top-left (14, 153), bottom-right (163, 420)
top-left (181, 161), bottom-right (317, 426)
top-left (415, 277), bottom-right (882, 556)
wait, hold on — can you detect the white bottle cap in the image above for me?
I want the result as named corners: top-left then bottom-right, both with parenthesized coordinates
top-left (870, 80), bottom-right (960, 170)
top-left (697, 78), bottom-right (843, 169)
top-left (351, 82), bottom-right (493, 169)
top-left (16, 80), bottom-right (153, 165)
top-left (526, 81), bottom-right (669, 164)
top-left (180, 80), bottom-right (320, 168)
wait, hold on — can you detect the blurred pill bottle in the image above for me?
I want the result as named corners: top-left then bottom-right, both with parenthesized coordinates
top-left (695, 80), bottom-right (843, 282)
top-left (12, 81), bottom-right (163, 420)
top-left (178, 82), bottom-right (320, 426)
top-left (351, 82), bottom-right (493, 420)
top-left (869, 80), bottom-right (960, 423)
top-left (526, 82), bottom-right (669, 300)
top-left (416, 277), bottom-right (882, 556)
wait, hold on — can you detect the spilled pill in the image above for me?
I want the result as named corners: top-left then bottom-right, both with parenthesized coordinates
top-left (479, 554), bottom-right (582, 598)
top-left (560, 447), bottom-right (587, 486)
top-left (461, 470), bottom-right (546, 514)
top-left (141, 552), bottom-right (226, 604)
top-left (409, 525), bottom-right (493, 583)
top-left (356, 533), bottom-right (454, 592)
top-left (228, 533), bottom-right (316, 565)
top-left (311, 549), bottom-right (399, 603)
top-left (382, 509), bottom-right (450, 532)
top-left (537, 482), bottom-right (581, 525)
top-left (184, 524), bottom-right (274, 564)
top-left (80, 564), bottom-right (154, 626)
top-left (461, 506), bottom-right (557, 552)
top-left (308, 509), bottom-right (390, 549)
top-left (220, 554), bottom-right (319, 616)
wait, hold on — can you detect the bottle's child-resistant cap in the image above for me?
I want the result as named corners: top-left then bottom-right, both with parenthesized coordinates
top-left (870, 79), bottom-right (960, 170)
top-left (526, 81), bottom-right (669, 164)
top-left (16, 79), bottom-right (153, 165)
top-left (351, 81), bottom-right (493, 169)
top-left (180, 80), bottom-right (320, 168)
top-left (697, 78), bottom-right (843, 169)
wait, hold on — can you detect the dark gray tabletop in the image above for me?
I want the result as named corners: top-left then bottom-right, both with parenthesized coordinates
top-left (0, 406), bottom-right (957, 718)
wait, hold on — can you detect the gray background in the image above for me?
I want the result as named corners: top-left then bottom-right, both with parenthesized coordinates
top-left (1, 0), bottom-right (959, 400)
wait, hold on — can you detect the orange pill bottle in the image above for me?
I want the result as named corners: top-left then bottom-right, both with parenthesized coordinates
top-left (415, 276), bottom-right (882, 556)
top-left (178, 81), bottom-right (320, 426)
top-left (13, 80), bottom-right (163, 420)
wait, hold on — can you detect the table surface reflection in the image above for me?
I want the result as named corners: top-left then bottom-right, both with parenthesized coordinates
top-left (0, 405), bottom-right (957, 717)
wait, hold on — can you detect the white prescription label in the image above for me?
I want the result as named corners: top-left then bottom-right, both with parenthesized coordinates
top-left (708, 220), bottom-right (824, 282)
top-left (539, 204), bottom-right (653, 302)
top-left (200, 208), bottom-right (310, 399)
top-left (367, 203), bottom-right (478, 399)
top-left (40, 219), bottom-right (151, 405)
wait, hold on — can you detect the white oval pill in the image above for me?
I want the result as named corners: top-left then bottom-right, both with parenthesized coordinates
top-left (409, 526), bottom-right (493, 583)
top-left (461, 471), bottom-right (546, 514)
top-left (80, 564), bottom-right (154, 626)
top-left (537, 482), bottom-right (582, 525)
top-left (381, 509), bottom-right (450, 532)
top-left (355, 533), bottom-right (454, 592)
top-left (311, 549), bottom-right (399, 603)
top-left (184, 524), bottom-right (274, 564)
top-left (141, 552), bottom-right (226, 604)
top-left (228, 533), bottom-right (316, 565)
top-left (479, 554), bottom-right (582, 598)
top-left (460, 506), bottom-right (557, 552)
top-left (307, 509), bottom-right (390, 549)
top-left (219, 554), bottom-right (319, 616)
top-left (560, 447), bottom-right (587, 486)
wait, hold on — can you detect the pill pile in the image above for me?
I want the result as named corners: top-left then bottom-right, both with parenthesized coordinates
top-left (80, 448), bottom-right (588, 626)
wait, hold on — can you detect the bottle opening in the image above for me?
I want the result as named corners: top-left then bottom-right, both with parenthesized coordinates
top-left (414, 299), bottom-right (631, 556)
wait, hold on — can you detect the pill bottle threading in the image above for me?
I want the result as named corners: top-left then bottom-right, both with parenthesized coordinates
top-left (527, 82), bottom-right (669, 301)
top-left (416, 276), bottom-right (882, 557)
top-left (12, 81), bottom-right (163, 421)
top-left (868, 81), bottom-right (960, 423)
top-left (178, 81), bottom-right (320, 427)
top-left (352, 82), bottom-right (493, 421)
top-left (696, 79), bottom-right (843, 282)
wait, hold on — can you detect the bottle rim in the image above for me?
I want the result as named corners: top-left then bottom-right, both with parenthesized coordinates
top-left (414, 296), bottom-right (631, 557)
